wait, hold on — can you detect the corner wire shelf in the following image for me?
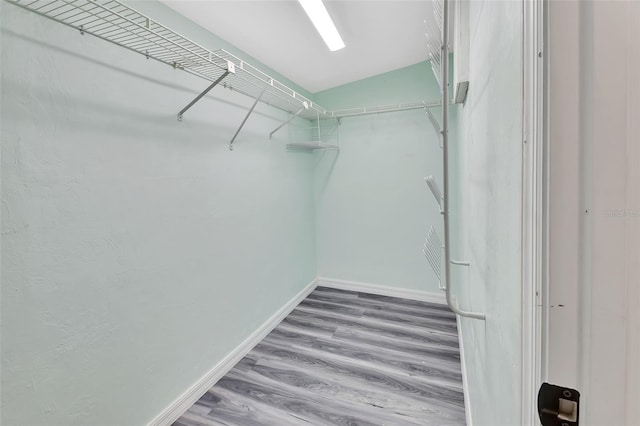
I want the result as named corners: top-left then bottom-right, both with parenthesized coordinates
top-left (6, 0), bottom-right (445, 149)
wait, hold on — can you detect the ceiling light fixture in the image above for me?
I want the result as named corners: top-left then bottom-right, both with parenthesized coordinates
top-left (297, 0), bottom-right (345, 52)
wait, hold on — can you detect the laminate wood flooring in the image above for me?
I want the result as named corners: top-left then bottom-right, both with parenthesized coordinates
top-left (174, 287), bottom-right (466, 426)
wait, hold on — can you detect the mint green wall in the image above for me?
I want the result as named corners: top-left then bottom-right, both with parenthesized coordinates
top-left (452, 1), bottom-right (523, 424)
top-left (314, 62), bottom-right (440, 108)
top-left (1, 2), bottom-right (316, 425)
top-left (0, 0), bottom-right (521, 424)
top-left (313, 63), bottom-right (445, 292)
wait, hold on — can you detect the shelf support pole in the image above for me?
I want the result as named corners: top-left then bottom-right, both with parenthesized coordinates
top-left (229, 85), bottom-right (268, 151)
top-left (177, 61), bottom-right (235, 121)
top-left (269, 103), bottom-right (309, 139)
top-left (441, 0), bottom-right (486, 321)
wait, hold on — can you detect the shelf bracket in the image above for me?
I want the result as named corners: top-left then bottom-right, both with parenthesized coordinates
top-left (425, 107), bottom-right (441, 136)
top-left (440, 0), bottom-right (485, 321)
top-left (229, 85), bottom-right (268, 151)
top-left (177, 61), bottom-right (235, 121)
top-left (269, 102), bottom-right (309, 139)
top-left (425, 107), bottom-right (443, 148)
top-left (425, 176), bottom-right (444, 214)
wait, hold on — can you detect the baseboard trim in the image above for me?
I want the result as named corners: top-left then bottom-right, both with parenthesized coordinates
top-left (147, 278), bottom-right (318, 426)
top-left (456, 315), bottom-right (473, 426)
top-left (316, 277), bottom-right (447, 305)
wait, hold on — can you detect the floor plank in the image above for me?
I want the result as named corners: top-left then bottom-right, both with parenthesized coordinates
top-left (174, 287), bottom-right (466, 425)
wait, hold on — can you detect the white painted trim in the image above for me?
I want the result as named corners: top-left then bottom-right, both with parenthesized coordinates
top-left (316, 277), bottom-right (447, 305)
top-left (522, 0), bottom-right (545, 424)
top-left (147, 278), bottom-right (318, 426)
top-left (456, 315), bottom-right (473, 426)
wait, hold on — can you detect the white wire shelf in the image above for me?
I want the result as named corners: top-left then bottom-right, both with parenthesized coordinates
top-left (7, 0), bottom-right (446, 149)
top-left (327, 100), bottom-right (442, 118)
top-left (6, 0), bottom-right (326, 118)
top-left (212, 49), bottom-right (326, 119)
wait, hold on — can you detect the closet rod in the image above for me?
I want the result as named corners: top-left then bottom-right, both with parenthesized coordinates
top-left (441, 0), bottom-right (485, 320)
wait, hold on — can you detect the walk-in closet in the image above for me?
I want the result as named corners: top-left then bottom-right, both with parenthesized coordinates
top-left (2, 0), bottom-right (639, 425)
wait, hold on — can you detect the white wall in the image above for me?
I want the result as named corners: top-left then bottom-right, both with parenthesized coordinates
top-left (0, 2), bottom-right (317, 425)
top-left (453, 1), bottom-right (523, 424)
top-left (313, 63), bottom-right (444, 292)
top-left (547, 1), bottom-right (640, 424)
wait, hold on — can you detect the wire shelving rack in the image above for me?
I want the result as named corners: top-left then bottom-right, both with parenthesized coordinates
top-left (422, 0), bottom-right (486, 320)
top-left (6, 0), bottom-right (445, 149)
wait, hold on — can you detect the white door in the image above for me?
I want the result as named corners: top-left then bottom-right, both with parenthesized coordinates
top-left (545, 1), bottom-right (640, 425)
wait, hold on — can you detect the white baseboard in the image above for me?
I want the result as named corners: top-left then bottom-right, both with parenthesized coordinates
top-left (147, 278), bottom-right (318, 426)
top-left (316, 277), bottom-right (447, 305)
top-left (456, 315), bottom-right (473, 426)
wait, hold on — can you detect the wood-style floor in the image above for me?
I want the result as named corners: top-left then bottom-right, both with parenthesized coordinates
top-left (174, 286), bottom-right (466, 426)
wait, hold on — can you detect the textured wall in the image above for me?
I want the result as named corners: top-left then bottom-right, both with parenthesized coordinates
top-left (0, 2), bottom-right (316, 425)
top-left (452, 1), bottom-right (523, 424)
top-left (312, 63), bottom-right (445, 292)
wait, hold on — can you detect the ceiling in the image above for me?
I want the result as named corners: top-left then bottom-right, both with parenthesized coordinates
top-left (161, 0), bottom-right (435, 94)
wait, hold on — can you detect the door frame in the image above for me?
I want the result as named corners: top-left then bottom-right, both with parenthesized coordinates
top-left (521, 0), bottom-right (546, 424)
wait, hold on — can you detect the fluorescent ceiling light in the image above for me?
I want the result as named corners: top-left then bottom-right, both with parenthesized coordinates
top-left (298, 0), bottom-right (345, 51)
